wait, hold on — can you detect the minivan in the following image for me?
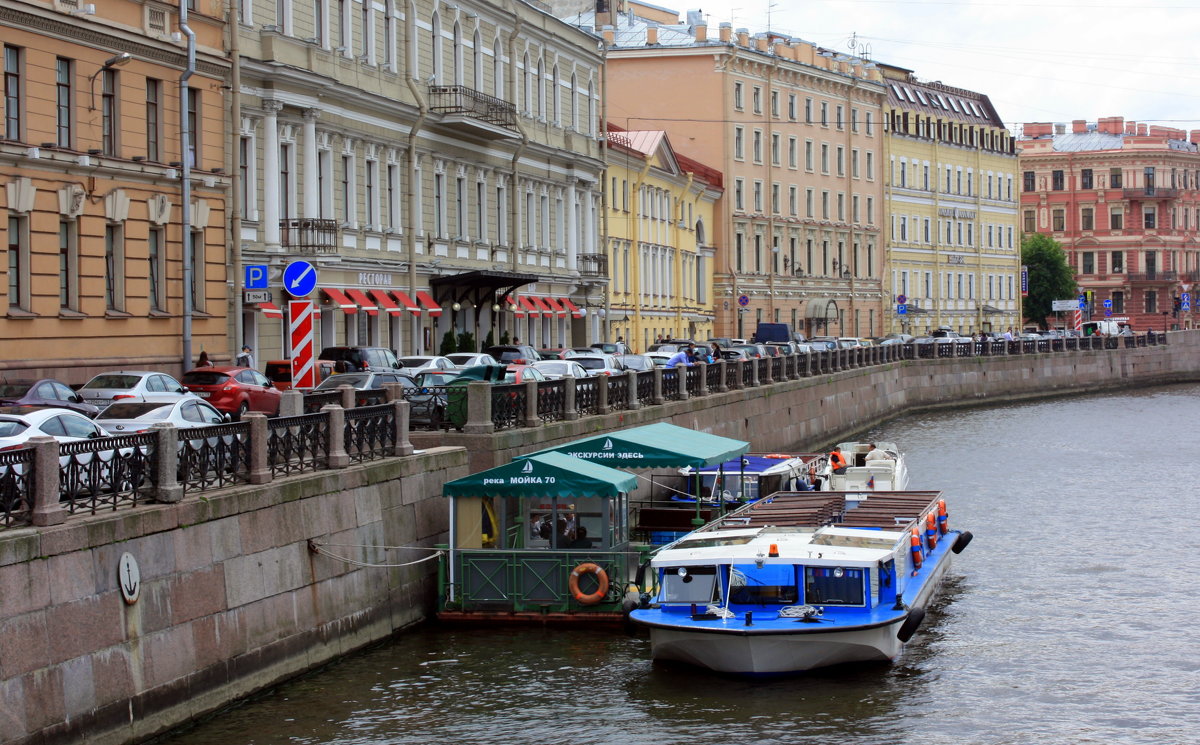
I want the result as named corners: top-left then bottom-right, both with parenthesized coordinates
top-left (317, 346), bottom-right (400, 373)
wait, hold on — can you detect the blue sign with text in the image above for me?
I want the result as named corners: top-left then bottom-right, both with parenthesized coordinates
top-left (897, 304), bottom-right (907, 315)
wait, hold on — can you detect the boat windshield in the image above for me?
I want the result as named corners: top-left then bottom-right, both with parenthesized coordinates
top-left (661, 566), bottom-right (718, 604)
top-left (804, 566), bottom-right (866, 606)
top-left (729, 564), bottom-right (798, 605)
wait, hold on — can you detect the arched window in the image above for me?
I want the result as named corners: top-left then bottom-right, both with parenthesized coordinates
top-left (551, 64), bottom-right (559, 124)
top-left (695, 219), bottom-right (706, 246)
top-left (453, 22), bottom-right (463, 85)
top-left (493, 33), bottom-right (504, 98)
top-left (536, 57), bottom-right (545, 119)
top-left (522, 52), bottom-right (530, 113)
top-left (473, 29), bottom-right (483, 90)
top-left (430, 12), bottom-right (442, 84)
top-left (587, 79), bottom-right (595, 136)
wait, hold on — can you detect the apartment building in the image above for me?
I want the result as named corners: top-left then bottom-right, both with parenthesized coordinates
top-left (1, 0), bottom-right (230, 379)
top-left (880, 64), bottom-right (1020, 335)
top-left (605, 125), bottom-right (720, 350)
top-left (1018, 117), bottom-right (1200, 331)
top-left (235, 0), bottom-right (607, 360)
top-left (560, 1), bottom-right (887, 340)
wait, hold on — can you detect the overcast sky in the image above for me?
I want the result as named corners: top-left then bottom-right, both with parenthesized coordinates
top-left (686, 0), bottom-right (1200, 134)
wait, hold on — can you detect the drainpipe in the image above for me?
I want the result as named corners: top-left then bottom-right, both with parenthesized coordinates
top-left (227, 0), bottom-right (243, 358)
top-left (631, 157), bottom-right (652, 343)
top-left (405, 8), bottom-right (430, 354)
top-left (180, 0), bottom-right (196, 371)
top-left (505, 13), bottom-right (529, 340)
top-left (599, 39), bottom-right (610, 344)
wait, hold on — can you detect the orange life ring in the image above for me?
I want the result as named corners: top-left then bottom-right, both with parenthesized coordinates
top-left (569, 562), bottom-right (609, 605)
top-left (937, 499), bottom-right (949, 534)
top-left (764, 453), bottom-right (791, 459)
top-left (910, 528), bottom-right (923, 570)
top-left (925, 512), bottom-right (938, 550)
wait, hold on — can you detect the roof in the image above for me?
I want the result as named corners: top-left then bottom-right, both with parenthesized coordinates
top-left (443, 451), bottom-right (637, 499)
top-left (1045, 131), bottom-right (1199, 154)
top-left (520, 422), bottom-right (750, 469)
top-left (884, 76), bottom-right (1002, 127)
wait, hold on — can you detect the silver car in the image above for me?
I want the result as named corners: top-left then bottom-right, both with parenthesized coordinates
top-left (78, 371), bottom-right (195, 407)
top-left (531, 360), bottom-right (590, 380)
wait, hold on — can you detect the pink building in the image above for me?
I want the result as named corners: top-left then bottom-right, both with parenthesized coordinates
top-left (1018, 117), bottom-right (1200, 330)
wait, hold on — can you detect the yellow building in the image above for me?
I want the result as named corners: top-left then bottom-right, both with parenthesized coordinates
top-left (1, 0), bottom-right (230, 380)
top-left (880, 65), bottom-right (1021, 335)
top-left (605, 127), bottom-right (720, 351)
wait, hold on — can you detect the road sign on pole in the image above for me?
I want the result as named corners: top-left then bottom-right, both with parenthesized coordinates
top-left (1183, 293), bottom-right (1192, 311)
top-left (283, 260), bottom-right (318, 298)
top-left (289, 300), bottom-right (317, 389)
top-left (244, 264), bottom-right (268, 289)
top-left (897, 304), bottom-right (907, 315)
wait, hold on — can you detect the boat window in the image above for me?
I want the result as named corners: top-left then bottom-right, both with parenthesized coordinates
top-left (704, 473), bottom-right (758, 501)
top-left (804, 566), bottom-right (866, 606)
top-left (728, 564), bottom-right (798, 605)
top-left (661, 565), bottom-right (718, 604)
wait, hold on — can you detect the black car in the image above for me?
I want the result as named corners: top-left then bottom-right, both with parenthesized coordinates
top-left (483, 345), bottom-right (541, 365)
top-left (317, 346), bottom-right (401, 372)
top-left (0, 378), bottom-right (101, 417)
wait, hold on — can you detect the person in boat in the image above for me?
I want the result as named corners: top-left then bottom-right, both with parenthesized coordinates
top-left (865, 443), bottom-right (892, 462)
top-left (829, 446), bottom-right (848, 474)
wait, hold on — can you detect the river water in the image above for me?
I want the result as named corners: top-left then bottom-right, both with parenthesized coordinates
top-left (163, 384), bottom-right (1200, 745)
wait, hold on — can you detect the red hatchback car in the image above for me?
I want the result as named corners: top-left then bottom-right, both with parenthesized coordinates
top-left (181, 366), bottom-right (282, 419)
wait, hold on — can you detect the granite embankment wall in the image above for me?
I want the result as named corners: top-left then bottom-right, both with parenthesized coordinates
top-left (3, 334), bottom-right (1199, 745)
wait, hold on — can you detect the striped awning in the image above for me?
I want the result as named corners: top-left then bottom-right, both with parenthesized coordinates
top-left (504, 296), bottom-right (525, 318)
top-left (518, 297), bottom-right (540, 318)
top-left (257, 302), bottom-right (284, 319)
top-left (542, 297), bottom-right (568, 318)
top-left (322, 288), bottom-right (358, 314)
top-left (561, 299), bottom-right (584, 318)
top-left (415, 290), bottom-right (443, 317)
top-left (370, 289), bottom-right (403, 316)
top-left (392, 290), bottom-right (421, 315)
top-left (345, 288), bottom-right (378, 316)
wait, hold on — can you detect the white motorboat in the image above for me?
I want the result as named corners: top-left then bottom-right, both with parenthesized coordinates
top-left (823, 441), bottom-right (908, 491)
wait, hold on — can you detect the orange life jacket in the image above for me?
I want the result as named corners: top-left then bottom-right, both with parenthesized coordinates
top-left (830, 450), bottom-right (847, 469)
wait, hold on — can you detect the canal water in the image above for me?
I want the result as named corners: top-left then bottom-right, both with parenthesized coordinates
top-left (162, 384), bottom-right (1200, 745)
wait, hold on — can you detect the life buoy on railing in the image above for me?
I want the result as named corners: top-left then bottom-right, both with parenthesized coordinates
top-left (764, 453), bottom-right (791, 459)
top-left (937, 499), bottom-right (949, 534)
top-left (569, 562), bottom-right (610, 605)
top-left (910, 528), bottom-right (923, 571)
top-left (925, 512), bottom-right (938, 550)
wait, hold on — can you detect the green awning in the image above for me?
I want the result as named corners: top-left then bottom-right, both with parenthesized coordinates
top-left (518, 422), bottom-right (750, 469)
top-left (443, 451), bottom-right (637, 500)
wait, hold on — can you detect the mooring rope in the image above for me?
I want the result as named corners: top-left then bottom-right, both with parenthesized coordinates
top-left (307, 540), bottom-right (444, 568)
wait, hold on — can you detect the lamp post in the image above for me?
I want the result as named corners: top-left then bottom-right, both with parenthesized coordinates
top-left (87, 53), bottom-right (132, 110)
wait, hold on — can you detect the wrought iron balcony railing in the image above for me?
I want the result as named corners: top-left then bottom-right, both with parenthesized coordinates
top-left (1127, 271), bottom-right (1177, 282)
top-left (429, 85), bottom-right (516, 129)
top-left (1123, 187), bottom-right (1179, 200)
top-left (280, 218), bottom-right (338, 255)
top-left (578, 252), bottom-right (609, 278)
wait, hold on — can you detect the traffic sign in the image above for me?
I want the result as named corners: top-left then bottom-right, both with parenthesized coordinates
top-left (245, 264), bottom-right (268, 289)
top-left (896, 294), bottom-right (908, 304)
top-left (897, 304), bottom-right (907, 315)
top-left (737, 295), bottom-right (749, 307)
top-left (1183, 292), bottom-right (1192, 311)
top-left (1051, 299), bottom-right (1077, 312)
top-left (289, 300), bottom-right (317, 389)
top-left (283, 260), bottom-right (317, 298)
top-left (1078, 298), bottom-right (1087, 310)
top-left (1105, 309), bottom-right (1112, 317)
top-left (1103, 299), bottom-right (1113, 309)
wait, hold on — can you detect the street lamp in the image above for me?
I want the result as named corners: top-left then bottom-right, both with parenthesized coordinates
top-left (88, 53), bottom-right (133, 110)
top-left (1161, 310), bottom-right (1168, 336)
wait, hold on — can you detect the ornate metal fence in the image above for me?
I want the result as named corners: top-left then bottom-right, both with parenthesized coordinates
top-left (179, 422), bottom-right (251, 494)
top-left (267, 413), bottom-right (328, 478)
top-left (345, 404), bottom-right (396, 463)
top-left (771, 356), bottom-right (784, 380)
top-left (725, 360), bottom-right (739, 388)
top-left (492, 384), bottom-right (525, 430)
top-left (303, 390), bottom-right (341, 413)
top-left (355, 388), bottom-right (388, 407)
top-left (635, 371), bottom-right (656, 406)
top-left (576, 377), bottom-right (599, 416)
top-left (706, 361), bottom-right (723, 389)
top-left (0, 447), bottom-right (34, 527)
top-left (607, 375), bottom-right (629, 411)
top-left (661, 369), bottom-right (681, 401)
top-left (59, 433), bottom-right (156, 515)
top-left (685, 365), bottom-right (703, 395)
top-left (537, 380), bottom-right (566, 422)
top-left (404, 386), bottom-right (451, 431)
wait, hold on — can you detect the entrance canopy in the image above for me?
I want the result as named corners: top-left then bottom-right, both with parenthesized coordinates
top-left (519, 422), bottom-right (750, 469)
top-left (443, 451), bottom-right (636, 500)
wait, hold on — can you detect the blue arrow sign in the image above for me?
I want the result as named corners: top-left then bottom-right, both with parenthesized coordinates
top-left (244, 264), bottom-right (268, 289)
top-left (283, 260), bottom-right (317, 298)
top-left (1105, 309), bottom-right (1112, 317)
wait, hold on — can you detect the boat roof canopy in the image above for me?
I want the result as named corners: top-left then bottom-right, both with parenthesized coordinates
top-left (442, 451), bottom-right (637, 499)
top-left (519, 422), bottom-right (750, 469)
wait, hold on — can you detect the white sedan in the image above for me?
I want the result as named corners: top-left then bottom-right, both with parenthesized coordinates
top-left (572, 354), bottom-right (625, 377)
top-left (531, 360), bottom-right (590, 380)
top-left (445, 353), bottom-right (500, 368)
top-left (95, 399), bottom-right (228, 434)
top-left (77, 371), bottom-right (196, 407)
top-left (396, 356), bottom-right (456, 373)
top-left (0, 406), bottom-right (140, 500)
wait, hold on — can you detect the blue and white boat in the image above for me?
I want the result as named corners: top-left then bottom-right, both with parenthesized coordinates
top-left (679, 452), bottom-right (825, 503)
top-left (629, 490), bottom-right (971, 674)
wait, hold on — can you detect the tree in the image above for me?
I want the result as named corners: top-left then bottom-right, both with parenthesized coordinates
top-left (1021, 233), bottom-right (1076, 328)
top-left (439, 329), bottom-right (457, 356)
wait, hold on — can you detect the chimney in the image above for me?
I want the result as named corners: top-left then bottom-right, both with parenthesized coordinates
top-left (1072, 119), bottom-right (1087, 134)
top-left (1023, 122), bottom-right (1052, 138)
top-left (737, 28), bottom-right (749, 47)
top-left (719, 22), bottom-right (732, 43)
top-left (1191, 130), bottom-right (1200, 145)
top-left (694, 21), bottom-right (707, 42)
top-left (756, 34), bottom-right (769, 52)
top-left (646, 24), bottom-right (658, 45)
top-left (1125, 121), bottom-right (1137, 135)
top-left (602, 25), bottom-right (615, 46)
top-left (1138, 123), bottom-right (1148, 136)
top-left (1054, 123), bottom-right (1066, 135)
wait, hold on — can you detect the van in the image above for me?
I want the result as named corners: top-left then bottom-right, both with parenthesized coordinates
top-left (752, 322), bottom-right (793, 344)
top-left (264, 359), bottom-right (336, 391)
top-left (317, 346), bottom-right (401, 372)
top-left (1081, 320), bottom-right (1130, 336)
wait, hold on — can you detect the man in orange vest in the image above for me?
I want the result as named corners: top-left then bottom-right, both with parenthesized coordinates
top-left (829, 446), bottom-right (848, 474)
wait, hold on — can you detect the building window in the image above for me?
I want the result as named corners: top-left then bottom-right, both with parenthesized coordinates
top-left (788, 94), bottom-right (796, 120)
top-left (148, 227), bottom-right (164, 312)
top-left (771, 133), bottom-right (780, 165)
top-left (735, 233), bottom-right (744, 272)
top-left (753, 129), bottom-right (762, 163)
top-left (104, 223), bottom-right (125, 312)
top-left (753, 181), bottom-right (762, 212)
top-left (1052, 209), bottom-right (1064, 231)
top-left (1023, 209), bottom-right (1035, 233)
top-left (189, 229), bottom-right (204, 313)
top-left (836, 146), bottom-right (845, 176)
top-left (56, 58), bottom-right (73, 149)
top-left (1082, 251), bottom-right (1095, 274)
top-left (1110, 209), bottom-right (1123, 230)
top-left (866, 151), bottom-right (874, 180)
top-left (733, 81), bottom-right (743, 110)
top-left (820, 144), bottom-right (829, 174)
top-left (1144, 207), bottom-right (1156, 230)
top-left (805, 188), bottom-right (813, 218)
top-left (771, 183), bottom-right (780, 214)
top-left (186, 88), bottom-right (200, 166)
top-left (1081, 169), bottom-right (1093, 190)
top-left (865, 111), bottom-right (873, 135)
top-left (1144, 290), bottom-right (1157, 314)
top-left (1111, 251), bottom-right (1124, 272)
top-left (836, 105), bottom-right (844, 129)
top-left (4, 46), bottom-right (22, 141)
top-left (58, 220), bottom-right (78, 311)
top-left (1112, 290), bottom-right (1124, 313)
top-left (788, 137), bottom-right (797, 168)
top-left (1023, 171), bottom-right (1035, 192)
top-left (101, 69), bottom-right (118, 155)
top-left (1081, 207), bottom-right (1094, 231)
top-left (146, 79), bottom-right (162, 162)
top-left (804, 97), bottom-right (812, 123)
top-left (752, 86), bottom-right (761, 114)
top-left (734, 178), bottom-right (744, 211)
top-left (734, 126), bottom-right (744, 160)
top-left (1110, 168), bottom-right (1122, 188)
top-left (805, 140), bottom-right (814, 171)
top-left (821, 191), bottom-right (829, 219)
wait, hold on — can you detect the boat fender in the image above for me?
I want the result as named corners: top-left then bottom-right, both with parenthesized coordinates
top-left (951, 530), bottom-right (974, 554)
top-left (569, 562), bottom-right (610, 605)
top-left (937, 499), bottom-right (949, 535)
top-left (896, 606), bottom-right (926, 642)
top-left (909, 528), bottom-right (923, 571)
top-left (925, 513), bottom-right (938, 550)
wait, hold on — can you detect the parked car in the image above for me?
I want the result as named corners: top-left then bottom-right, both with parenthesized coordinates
top-left (645, 352), bottom-right (674, 367)
top-left (0, 406), bottom-right (115, 451)
top-left (614, 354), bottom-right (655, 372)
top-left (78, 371), bottom-right (195, 408)
top-left (731, 344), bottom-right (763, 359)
top-left (501, 365), bottom-right (548, 383)
top-left (836, 337), bottom-right (863, 349)
top-left (590, 342), bottom-right (629, 355)
top-left (312, 371), bottom-right (417, 391)
top-left (536, 348), bottom-right (580, 360)
top-left (407, 371), bottom-right (455, 429)
top-left (532, 360), bottom-right (590, 380)
top-left (95, 399), bottom-right (228, 433)
top-left (759, 344), bottom-right (781, 357)
top-left (317, 346), bottom-right (400, 373)
top-left (707, 338), bottom-right (736, 349)
top-left (573, 354), bottom-right (624, 376)
top-left (717, 348), bottom-right (752, 361)
top-left (765, 342), bottom-right (799, 355)
top-left (0, 378), bottom-right (100, 417)
top-left (180, 367), bottom-right (282, 419)
top-left (264, 359), bottom-right (337, 391)
top-left (396, 355), bottom-right (456, 373)
top-left (445, 353), bottom-right (500, 368)
top-left (483, 345), bottom-right (542, 365)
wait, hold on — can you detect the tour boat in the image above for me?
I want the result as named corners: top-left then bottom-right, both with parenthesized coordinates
top-left (822, 441), bottom-right (909, 491)
top-left (678, 452), bottom-right (826, 503)
top-left (628, 490), bottom-right (971, 675)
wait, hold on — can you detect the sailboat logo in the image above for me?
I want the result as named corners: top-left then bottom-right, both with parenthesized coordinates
top-left (522, 460), bottom-right (533, 473)
top-left (603, 438), bottom-right (614, 450)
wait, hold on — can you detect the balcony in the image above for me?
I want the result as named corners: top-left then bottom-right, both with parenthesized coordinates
top-left (280, 218), bottom-right (338, 255)
top-left (1123, 187), bottom-right (1179, 200)
top-left (429, 85), bottom-right (518, 139)
top-left (578, 253), bottom-right (609, 279)
top-left (1127, 271), bottom-right (1177, 283)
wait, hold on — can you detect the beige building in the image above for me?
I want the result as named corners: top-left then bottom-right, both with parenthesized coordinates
top-left (879, 64), bottom-right (1020, 335)
top-left (235, 0), bottom-right (607, 363)
top-left (1, 0), bottom-right (230, 379)
top-left (605, 125), bottom-right (720, 350)
top-left (560, 1), bottom-right (888, 340)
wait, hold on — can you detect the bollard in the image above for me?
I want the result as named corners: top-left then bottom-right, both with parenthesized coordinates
top-left (463, 381), bottom-right (495, 434)
top-left (564, 377), bottom-right (579, 420)
top-left (338, 384), bottom-right (356, 410)
top-left (244, 412), bottom-right (272, 484)
top-left (278, 389), bottom-right (303, 417)
top-left (652, 367), bottom-right (665, 405)
top-left (523, 379), bottom-right (540, 428)
top-left (150, 423), bottom-right (183, 502)
top-left (716, 359), bottom-right (729, 392)
top-left (322, 405), bottom-right (350, 468)
top-left (391, 399), bottom-right (414, 456)
top-left (28, 436), bottom-right (65, 527)
top-left (696, 361), bottom-right (708, 397)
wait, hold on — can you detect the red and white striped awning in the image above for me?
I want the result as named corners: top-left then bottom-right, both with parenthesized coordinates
top-left (257, 302), bottom-right (284, 319)
top-left (560, 299), bottom-right (584, 319)
top-left (345, 288), bottom-right (378, 316)
top-left (518, 296), bottom-right (540, 318)
top-left (322, 288), bottom-right (358, 314)
top-left (369, 289), bottom-right (403, 317)
top-left (415, 290), bottom-right (443, 317)
top-left (543, 297), bottom-right (568, 318)
top-left (503, 296), bottom-right (525, 318)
